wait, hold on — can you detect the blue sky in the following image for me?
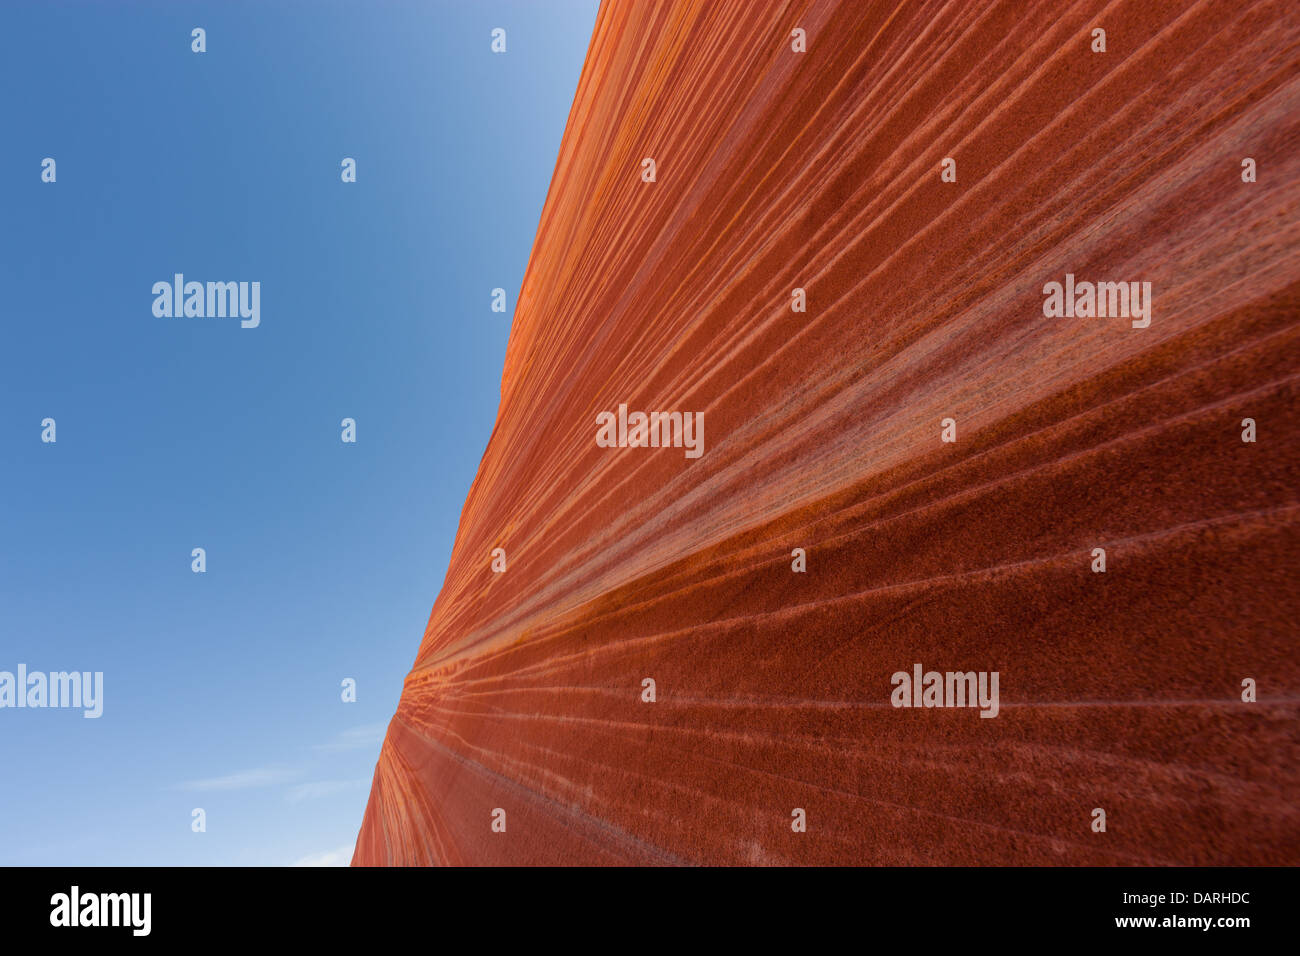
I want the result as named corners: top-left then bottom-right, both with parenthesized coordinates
top-left (0, 0), bottom-right (597, 866)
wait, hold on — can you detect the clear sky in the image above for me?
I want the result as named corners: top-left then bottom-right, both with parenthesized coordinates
top-left (0, 0), bottom-right (598, 866)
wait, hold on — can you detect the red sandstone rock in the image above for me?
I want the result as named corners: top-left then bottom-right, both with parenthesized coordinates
top-left (353, 0), bottom-right (1300, 866)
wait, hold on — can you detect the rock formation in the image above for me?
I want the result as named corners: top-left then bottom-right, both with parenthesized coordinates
top-left (354, 0), bottom-right (1300, 865)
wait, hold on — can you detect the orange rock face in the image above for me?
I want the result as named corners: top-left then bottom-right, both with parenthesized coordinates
top-left (354, 1), bottom-right (1300, 865)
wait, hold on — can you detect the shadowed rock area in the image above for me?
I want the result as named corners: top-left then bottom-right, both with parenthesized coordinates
top-left (354, 0), bottom-right (1300, 865)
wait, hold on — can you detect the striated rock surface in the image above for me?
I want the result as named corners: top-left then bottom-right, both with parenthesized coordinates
top-left (354, 0), bottom-right (1300, 865)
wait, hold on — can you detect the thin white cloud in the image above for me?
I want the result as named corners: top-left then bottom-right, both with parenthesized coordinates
top-left (173, 724), bottom-right (383, 800)
top-left (176, 766), bottom-right (301, 792)
top-left (314, 723), bottom-right (386, 753)
top-left (284, 779), bottom-right (368, 803)
top-left (290, 845), bottom-right (355, 867)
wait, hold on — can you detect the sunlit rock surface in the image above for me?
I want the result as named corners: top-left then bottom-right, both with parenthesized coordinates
top-left (354, 0), bottom-right (1300, 865)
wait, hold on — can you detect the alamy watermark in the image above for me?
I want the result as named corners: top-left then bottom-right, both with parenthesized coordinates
top-left (891, 664), bottom-right (999, 718)
top-left (152, 274), bottom-right (260, 328)
top-left (1042, 273), bottom-right (1151, 328)
top-left (595, 403), bottom-right (704, 458)
top-left (0, 664), bottom-right (103, 718)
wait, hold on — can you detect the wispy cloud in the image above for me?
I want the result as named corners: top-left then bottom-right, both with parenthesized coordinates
top-left (313, 723), bottom-right (386, 754)
top-left (176, 766), bottom-right (301, 792)
top-left (290, 845), bottom-right (355, 867)
top-left (284, 779), bottom-right (368, 803)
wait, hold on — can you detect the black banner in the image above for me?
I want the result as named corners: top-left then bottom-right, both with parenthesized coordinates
top-left (0, 866), bottom-right (1285, 943)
